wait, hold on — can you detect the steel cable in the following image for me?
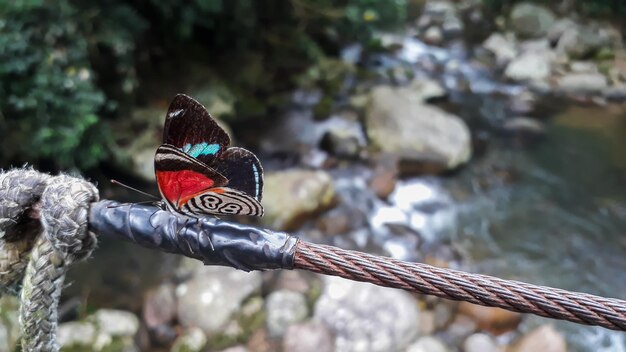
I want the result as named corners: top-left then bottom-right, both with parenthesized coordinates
top-left (294, 240), bottom-right (626, 331)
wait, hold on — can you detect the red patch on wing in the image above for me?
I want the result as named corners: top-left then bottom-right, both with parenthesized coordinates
top-left (156, 170), bottom-right (215, 207)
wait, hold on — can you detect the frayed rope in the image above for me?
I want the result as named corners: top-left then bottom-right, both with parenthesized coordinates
top-left (0, 168), bottom-right (99, 352)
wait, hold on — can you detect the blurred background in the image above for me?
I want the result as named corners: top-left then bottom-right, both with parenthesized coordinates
top-left (1, 0), bottom-right (626, 351)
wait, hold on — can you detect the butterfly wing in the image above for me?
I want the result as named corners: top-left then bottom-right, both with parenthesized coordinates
top-left (154, 144), bottom-right (228, 212)
top-left (213, 147), bottom-right (264, 201)
top-left (163, 94), bottom-right (230, 164)
top-left (182, 187), bottom-right (264, 216)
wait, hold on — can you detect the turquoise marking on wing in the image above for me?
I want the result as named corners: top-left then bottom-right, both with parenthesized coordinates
top-left (182, 143), bottom-right (220, 158)
top-left (252, 164), bottom-right (260, 199)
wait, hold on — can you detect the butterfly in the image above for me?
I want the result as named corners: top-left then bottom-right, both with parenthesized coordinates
top-left (154, 94), bottom-right (264, 217)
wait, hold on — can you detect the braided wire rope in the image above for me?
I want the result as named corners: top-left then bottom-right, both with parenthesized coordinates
top-left (294, 241), bottom-right (626, 331)
top-left (0, 168), bottom-right (99, 352)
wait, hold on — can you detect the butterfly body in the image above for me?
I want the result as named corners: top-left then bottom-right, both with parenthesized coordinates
top-left (154, 95), bottom-right (264, 217)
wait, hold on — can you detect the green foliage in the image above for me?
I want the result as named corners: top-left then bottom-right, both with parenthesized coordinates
top-left (0, 0), bottom-right (408, 170)
top-left (0, 1), bottom-right (97, 169)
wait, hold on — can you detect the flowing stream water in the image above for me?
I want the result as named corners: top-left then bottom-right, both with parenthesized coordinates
top-left (356, 38), bottom-right (626, 351)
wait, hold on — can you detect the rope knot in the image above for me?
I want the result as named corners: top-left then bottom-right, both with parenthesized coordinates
top-left (0, 168), bottom-right (99, 290)
top-left (40, 175), bottom-right (99, 264)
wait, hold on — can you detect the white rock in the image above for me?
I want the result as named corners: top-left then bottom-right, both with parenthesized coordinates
top-left (177, 265), bottom-right (262, 334)
top-left (265, 290), bottom-right (308, 337)
top-left (463, 333), bottom-right (499, 352)
top-left (505, 51), bottom-right (552, 82)
top-left (483, 33), bottom-right (517, 65)
top-left (314, 276), bottom-right (420, 352)
top-left (407, 336), bottom-right (449, 352)
top-left (557, 73), bottom-right (608, 94)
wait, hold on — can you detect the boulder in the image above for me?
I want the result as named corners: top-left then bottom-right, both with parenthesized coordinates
top-left (505, 51), bottom-right (552, 82)
top-left (509, 3), bottom-right (556, 39)
top-left (406, 336), bottom-right (449, 352)
top-left (262, 169), bottom-right (336, 231)
top-left (365, 85), bottom-right (471, 174)
top-left (463, 333), bottom-right (499, 352)
top-left (556, 73), bottom-right (608, 94)
top-left (510, 325), bottom-right (567, 352)
top-left (176, 265), bottom-right (262, 335)
top-left (556, 22), bottom-right (620, 59)
top-left (458, 302), bottom-right (521, 334)
top-left (265, 290), bottom-right (308, 337)
top-left (314, 276), bottom-right (419, 352)
top-left (283, 322), bottom-right (334, 352)
top-left (483, 33), bottom-right (518, 65)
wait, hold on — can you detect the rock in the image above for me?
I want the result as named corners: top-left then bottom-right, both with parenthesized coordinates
top-left (92, 309), bottom-right (140, 337)
top-left (365, 85), bottom-right (471, 174)
top-left (176, 265), bottom-right (262, 334)
top-left (556, 73), bottom-right (608, 94)
top-left (314, 276), bottom-right (420, 352)
top-left (604, 85), bottom-right (626, 102)
top-left (265, 290), bottom-right (308, 337)
top-left (569, 61), bottom-right (598, 73)
top-left (0, 296), bottom-right (20, 352)
top-left (219, 346), bottom-right (249, 352)
top-left (424, 26), bottom-right (444, 45)
top-left (505, 51), bottom-right (552, 82)
top-left (509, 3), bottom-right (556, 39)
top-left (445, 314), bottom-right (477, 346)
top-left (247, 328), bottom-right (279, 352)
top-left (316, 211), bottom-right (352, 235)
top-left (406, 336), bottom-right (449, 352)
top-left (457, 302), bottom-right (521, 335)
top-left (483, 33), bottom-right (517, 65)
top-left (273, 270), bottom-right (317, 295)
top-left (418, 310), bottom-right (436, 335)
top-left (463, 333), bottom-right (499, 352)
top-left (547, 18), bottom-right (577, 44)
top-left (171, 327), bottom-right (208, 352)
top-left (556, 22), bottom-right (620, 59)
top-left (442, 16), bottom-right (464, 38)
top-left (283, 322), bottom-right (335, 352)
top-left (502, 117), bottom-right (546, 137)
top-left (510, 325), bottom-right (567, 352)
top-left (318, 113), bottom-right (366, 158)
top-left (143, 283), bottom-right (176, 329)
top-left (58, 309), bottom-right (139, 351)
top-left (57, 321), bottom-right (97, 349)
top-left (261, 169), bottom-right (336, 231)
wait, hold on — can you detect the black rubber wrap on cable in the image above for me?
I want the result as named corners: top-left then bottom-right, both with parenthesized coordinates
top-left (89, 200), bottom-right (298, 271)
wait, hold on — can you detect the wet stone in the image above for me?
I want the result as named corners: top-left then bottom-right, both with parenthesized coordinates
top-left (176, 265), bottom-right (262, 335)
top-left (463, 333), bottom-right (499, 352)
top-left (92, 309), bottom-right (140, 337)
top-left (406, 336), bottom-right (449, 352)
top-left (171, 327), bottom-right (207, 352)
top-left (510, 325), bottom-right (567, 352)
top-left (0, 296), bottom-right (19, 352)
top-left (261, 169), bottom-right (336, 231)
top-left (365, 85), bottom-right (471, 174)
top-left (283, 322), bottom-right (335, 352)
top-left (265, 290), bottom-right (309, 337)
top-left (57, 321), bottom-right (97, 349)
top-left (143, 283), bottom-right (176, 329)
top-left (458, 302), bottom-right (522, 335)
top-left (314, 276), bottom-right (420, 352)
top-left (509, 3), bottom-right (556, 39)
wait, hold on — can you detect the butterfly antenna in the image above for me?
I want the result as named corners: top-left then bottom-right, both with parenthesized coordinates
top-left (110, 179), bottom-right (160, 200)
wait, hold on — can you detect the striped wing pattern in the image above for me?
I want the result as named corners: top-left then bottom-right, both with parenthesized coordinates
top-left (182, 188), bottom-right (264, 216)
